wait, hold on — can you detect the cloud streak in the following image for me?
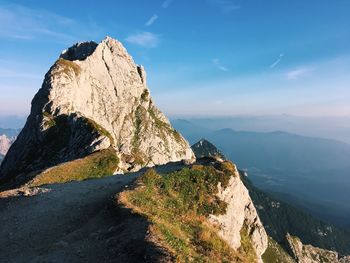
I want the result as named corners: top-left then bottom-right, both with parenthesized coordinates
top-left (0, 4), bottom-right (76, 42)
top-left (145, 14), bottom-right (158, 26)
top-left (207, 0), bottom-right (240, 13)
top-left (286, 68), bottom-right (312, 80)
top-left (270, 53), bottom-right (284, 68)
top-left (162, 0), bottom-right (174, 9)
top-left (212, 58), bottom-right (229, 71)
top-left (125, 32), bottom-right (160, 48)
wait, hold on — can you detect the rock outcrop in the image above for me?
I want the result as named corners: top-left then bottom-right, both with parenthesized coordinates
top-left (191, 138), bottom-right (226, 161)
top-left (0, 37), bottom-right (195, 187)
top-left (209, 162), bottom-right (268, 263)
top-left (286, 233), bottom-right (350, 263)
top-left (0, 134), bottom-right (16, 156)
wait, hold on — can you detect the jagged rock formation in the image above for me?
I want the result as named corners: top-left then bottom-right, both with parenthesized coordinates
top-left (0, 134), bottom-right (16, 157)
top-left (191, 138), bottom-right (226, 160)
top-left (209, 162), bottom-right (268, 263)
top-left (0, 135), bottom-right (14, 156)
top-left (286, 234), bottom-right (350, 263)
top-left (0, 37), bottom-right (194, 187)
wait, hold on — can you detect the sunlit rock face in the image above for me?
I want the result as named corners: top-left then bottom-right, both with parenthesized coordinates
top-left (286, 233), bottom-right (350, 263)
top-left (0, 135), bottom-right (15, 156)
top-left (209, 162), bottom-right (268, 263)
top-left (0, 36), bottom-right (195, 187)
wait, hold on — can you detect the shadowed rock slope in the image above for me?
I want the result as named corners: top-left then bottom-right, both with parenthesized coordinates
top-left (0, 37), bottom-right (194, 188)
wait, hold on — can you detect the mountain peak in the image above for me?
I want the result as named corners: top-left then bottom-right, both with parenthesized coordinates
top-left (0, 37), bottom-right (195, 187)
top-left (60, 41), bottom-right (98, 61)
top-left (191, 139), bottom-right (225, 160)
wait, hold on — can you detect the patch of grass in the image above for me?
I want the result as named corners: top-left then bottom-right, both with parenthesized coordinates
top-left (262, 237), bottom-right (296, 263)
top-left (148, 107), bottom-right (185, 148)
top-left (30, 148), bottom-right (119, 186)
top-left (119, 162), bottom-right (254, 262)
top-left (55, 58), bottom-right (81, 76)
top-left (43, 111), bottom-right (56, 128)
top-left (132, 105), bottom-right (144, 149)
top-left (238, 224), bottom-right (258, 262)
top-left (41, 114), bottom-right (113, 158)
top-left (85, 118), bottom-right (114, 145)
top-left (141, 89), bottom-right (149, 101)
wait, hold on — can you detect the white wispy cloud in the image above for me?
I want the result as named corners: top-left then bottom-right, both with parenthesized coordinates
top-left (125, 32), bottom-right (160, 48)
top-left (286, 68), bottom-right (312, 80)
top-left (145, 14), bottom-right (158, 26)
top-left (270, 53), bottom-right (284, 68)
top-left (212, 58), bottom-right (229, 71)
top-left (162, 0), bottom-right (174, 8)
top-left (0, 4), bottom-right (76, 42)
top-left (207, 0), bottom-right (240, 13)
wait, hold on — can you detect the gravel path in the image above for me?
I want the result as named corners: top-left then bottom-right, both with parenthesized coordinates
top-left (0, 162), bottom-right (186, 263)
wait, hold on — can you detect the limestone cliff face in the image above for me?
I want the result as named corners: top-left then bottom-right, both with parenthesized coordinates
top-left (0, 135), bottom-right (15, 156)
top-left (0, 37), bottom-right (194, 186)
top-left (209, 162), bottom-right (268, 263)
top-left (286, 234), bottom-right (350, 263)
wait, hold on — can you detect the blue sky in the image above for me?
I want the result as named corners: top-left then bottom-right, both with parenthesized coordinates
top-left (0, 0), bottom-right (349, 117)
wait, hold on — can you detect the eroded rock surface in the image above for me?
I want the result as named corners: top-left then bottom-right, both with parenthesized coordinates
top-left (209, 162), bottom-right (268, 263)
top-left (286, 233), bottom-right (350, 263)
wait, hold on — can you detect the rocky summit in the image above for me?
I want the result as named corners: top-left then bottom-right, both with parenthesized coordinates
top-left (191, 138), bottom-right (226, 160)
top-left (0, 37), bottom-right (194, 187)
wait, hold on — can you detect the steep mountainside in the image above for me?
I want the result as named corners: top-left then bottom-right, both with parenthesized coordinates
top-left (120, 159), bottom-right (268, 262)
top-left (0, 37), bottom-right (194, 188)
top-left (192, 139), bottom-right (350, 259)
top-left (241, 173), bottom-right (350, 256)
top-left (173, 120), bottom-right (350, 229)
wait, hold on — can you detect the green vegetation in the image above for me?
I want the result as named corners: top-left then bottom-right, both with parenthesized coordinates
top-left (130, 106), bottom-right (147, 166)
top-left (42, 113), bottom-right (114, 149)
top-left (43, 111), bottom-right (56, 128)
top-left (30, 148), bottom-right (119, 186)
top-left (240, 173), bottom-right (350, 255)
top-left (119, 162), bottom-right (256, 262)
top-left (55, 58), bottom-right (81, 76)
top-left (238, 224), bottom-right (259, 263)
top-left (141, 89), bottom-right (149, 101)
top-left (262, 237), bottom-right (295, 263)
top-left (132, 105), bottom-right (144, 148)
top-left (148, 107), bottom-right (185, 145)
top-left (84, 117), bottom-right (114, 145)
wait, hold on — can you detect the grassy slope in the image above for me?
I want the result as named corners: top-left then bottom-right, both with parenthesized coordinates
top-left (119, 162), bottom-right (257, 262)
top-left (30, 148), bottom-right (119, 186)
top-left (262, 237), bottom-right (296, 263)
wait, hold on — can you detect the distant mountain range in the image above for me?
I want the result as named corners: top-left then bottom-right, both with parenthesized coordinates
top-left (176, 116), bottom-right (350, 144)
top-left (172, 119), bottom-right (350, 230)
